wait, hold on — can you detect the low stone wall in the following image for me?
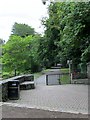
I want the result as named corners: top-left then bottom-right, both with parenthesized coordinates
top-left (0, 74), bottom-right (34, 102)
top-left (14, 75), bottom-right (25, 83)
top-left (24, 74), bottom-right (34, 81)
top-left (71, 78), bottom-right (89, 84)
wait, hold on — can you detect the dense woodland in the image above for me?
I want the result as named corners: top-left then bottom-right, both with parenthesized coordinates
top-left (1, 2), bottom-right (90, 78)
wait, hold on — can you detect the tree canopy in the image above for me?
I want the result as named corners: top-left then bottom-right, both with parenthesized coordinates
top-left (40, 2), bottom-right (90, 71)
top-left (2, 23), bottom-right (41, 78)
top-left (12, 22), bottom-right (35, 37)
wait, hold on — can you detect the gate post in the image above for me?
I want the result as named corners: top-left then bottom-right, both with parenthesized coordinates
top-left (46, 75), bottom-right (48, 85)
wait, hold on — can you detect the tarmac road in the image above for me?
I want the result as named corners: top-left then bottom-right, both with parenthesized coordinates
top-left (2, 105), bottom-right (89, 118)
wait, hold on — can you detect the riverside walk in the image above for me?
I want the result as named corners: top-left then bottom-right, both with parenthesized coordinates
top-left (2, 69), bottom-right (89, 118)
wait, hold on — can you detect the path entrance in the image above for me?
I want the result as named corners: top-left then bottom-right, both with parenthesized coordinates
top-left (35, 68), bottom-right (60, 86)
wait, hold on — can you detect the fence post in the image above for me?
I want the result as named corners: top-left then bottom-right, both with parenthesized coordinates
top-left (70, 73), bottom-right (73, 83)
top-left (46, 75), bottom-right (48, 85)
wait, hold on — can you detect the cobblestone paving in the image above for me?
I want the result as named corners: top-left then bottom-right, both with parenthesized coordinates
top-left (6, 83), bottom-right (88, 114)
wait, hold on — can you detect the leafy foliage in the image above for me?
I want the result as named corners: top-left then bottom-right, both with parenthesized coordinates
top-left (2, 34), bottom-right (41, 77)
top-left (12, 22), bottom-right (35, 37)
top-left (41, 2), bottom-right (90, 71)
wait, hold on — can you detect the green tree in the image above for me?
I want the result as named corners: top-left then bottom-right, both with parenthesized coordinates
top-left (12, 22), bottom-right (35, 37)
top-left (42, 2), bottom-right (90, 70)
top-left (2, 34), bottom-right (41, 77)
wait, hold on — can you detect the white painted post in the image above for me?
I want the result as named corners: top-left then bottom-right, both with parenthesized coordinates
top-left (67, 60), bottom-right (72, 84)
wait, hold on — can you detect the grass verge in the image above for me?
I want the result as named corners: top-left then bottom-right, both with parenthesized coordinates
top-left (60, 68), bottom-right (70, 84)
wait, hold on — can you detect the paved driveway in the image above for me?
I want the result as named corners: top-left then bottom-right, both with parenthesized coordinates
top-left (4, 78), bottom-right (88, 114)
